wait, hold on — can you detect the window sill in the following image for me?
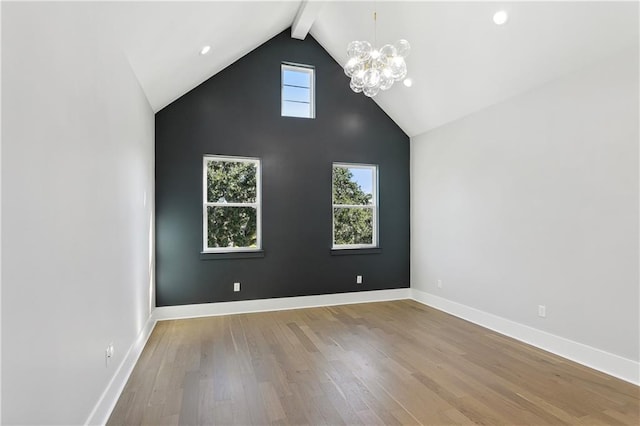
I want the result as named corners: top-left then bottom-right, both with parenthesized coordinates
top-left (200, 250), bottom-right (265, 260)
top-left (330, 248), bottom-right (382, 256)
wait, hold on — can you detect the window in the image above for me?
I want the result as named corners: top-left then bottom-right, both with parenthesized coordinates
top-left (281, 63), bottom-right (315, 118)
top-left (203, 155), bottom-right (261, 252)
top-left (332, 163), bottom-right (378, 249)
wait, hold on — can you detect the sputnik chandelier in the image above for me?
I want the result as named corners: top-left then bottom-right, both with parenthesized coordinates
top-left (344, 12), bottom-right (410, 97)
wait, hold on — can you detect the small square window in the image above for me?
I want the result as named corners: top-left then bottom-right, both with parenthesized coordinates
top-left (282, 63), bottom-right (315, 119)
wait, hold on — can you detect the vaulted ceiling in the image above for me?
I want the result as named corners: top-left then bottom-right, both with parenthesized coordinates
top-left (117, 1), bottom-right (638, 137)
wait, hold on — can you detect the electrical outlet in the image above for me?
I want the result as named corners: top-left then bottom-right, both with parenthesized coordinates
top-left (356, 275), bottom-right (363, 284)
top-left (105, 343), bottom-right (114, 366)
top-left (538, 305), bottom-right (546, 318)
top-left (437, 279), bottom-right (442, 288)
top-left (234, 282), bottom-right (240, 292)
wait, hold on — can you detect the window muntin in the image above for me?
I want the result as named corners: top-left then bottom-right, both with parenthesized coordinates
top-left (203, 156), bottom-right (261, 252)
top-left (332, 163), bottom-right (378, 249)
top-left (281, 63), bottom-right (315, 119)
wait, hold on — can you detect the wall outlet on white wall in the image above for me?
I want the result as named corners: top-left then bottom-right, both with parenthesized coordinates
top-left (437, 279), bottom-right (442, 289)
top-left (105, 343), bottom-right (114, 366)
top-left (538, 305), bottom-right (546, 318)
top-left (234, 282), bottom-right (241, 292)
top-left (356, 275), bottom-right (363, 284)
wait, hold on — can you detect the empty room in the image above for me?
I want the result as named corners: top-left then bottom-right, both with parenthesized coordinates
top-left (1, 0), bottom-right (638, 424)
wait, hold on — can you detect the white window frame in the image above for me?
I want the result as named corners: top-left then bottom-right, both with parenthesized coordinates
top-left (202, 155), bottom-right (262, 253)
top-left (332, 163), bottom-right (378, 250)
top-left (281, 63), bottom-right (315, 119)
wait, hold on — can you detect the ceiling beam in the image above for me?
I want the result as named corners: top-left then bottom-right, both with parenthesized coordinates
top-left (291, 0), bottom-right (325, 40)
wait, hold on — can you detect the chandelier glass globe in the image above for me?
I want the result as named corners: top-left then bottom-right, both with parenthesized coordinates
top-left (345, 39), bottom-right (410, 97)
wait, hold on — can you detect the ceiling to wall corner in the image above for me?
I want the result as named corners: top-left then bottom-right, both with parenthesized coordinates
top-left (121, 1), bottom-right (301, 112)
top-left (117, 1), bottom-right (638, 137)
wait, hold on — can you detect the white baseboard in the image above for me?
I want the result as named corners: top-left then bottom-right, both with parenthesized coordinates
top-left (85, 314), bottom-right (157, 426)
top-left (153, 288), bottom-right (411, 321)
top-left (411, 289), bottom-right (640, 386)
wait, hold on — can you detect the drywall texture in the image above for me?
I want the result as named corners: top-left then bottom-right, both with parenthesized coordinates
top-left (1, 3), bottom-right (155, 424)
top-left (411, 48), bottom-right (639, 362)
top-left (155, 30), bottom-right (410, 306)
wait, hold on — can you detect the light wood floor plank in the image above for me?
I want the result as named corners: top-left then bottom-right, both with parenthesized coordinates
top-left (108, 300), bottom-right (639, 425)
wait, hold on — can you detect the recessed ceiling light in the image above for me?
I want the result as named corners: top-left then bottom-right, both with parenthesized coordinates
top-left (200, 45), bottom-right (211, 55)
top-left (403, 78), bottom-right (413, 88)
top-left (493, 10), bottom-right (508, 25)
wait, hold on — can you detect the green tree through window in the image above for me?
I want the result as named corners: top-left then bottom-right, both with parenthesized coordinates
top-left (204, 157), bottom-right (260, 251)
top-left (332, 165), bottom-right (377, 247)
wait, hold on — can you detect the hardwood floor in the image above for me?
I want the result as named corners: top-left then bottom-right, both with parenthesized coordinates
top-left (107, 300), bottom-right (639, 425)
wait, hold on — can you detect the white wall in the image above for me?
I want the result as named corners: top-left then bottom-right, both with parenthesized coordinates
top-left (2, 3), bottom-right (155, 424)
top-left (411, 48), bottom-right (639, 363)
top-left (0, 2), bottom-right (3, 422)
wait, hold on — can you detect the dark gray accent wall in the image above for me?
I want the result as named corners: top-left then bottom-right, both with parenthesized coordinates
top-left (155, 30), bottom-right (409, 307)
